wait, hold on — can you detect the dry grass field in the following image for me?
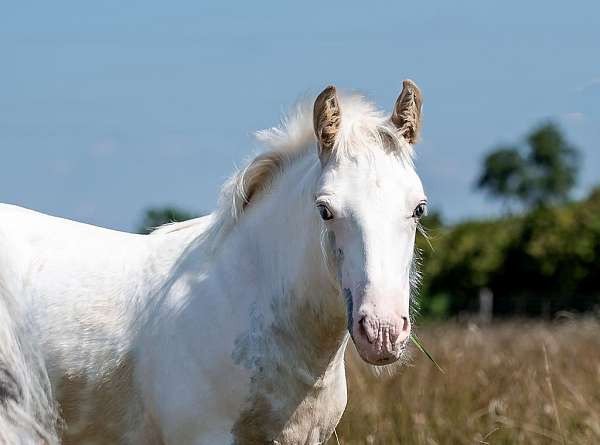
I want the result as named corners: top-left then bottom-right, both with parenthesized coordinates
top-left (330, 318), bottom-right (600, 445)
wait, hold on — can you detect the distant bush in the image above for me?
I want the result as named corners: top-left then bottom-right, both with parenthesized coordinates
top-left (136, 206), bottom-right (199, 234)
top-left (417, 186), bottom-right (600, 317)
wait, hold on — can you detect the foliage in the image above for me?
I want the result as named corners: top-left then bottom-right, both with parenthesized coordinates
top-left (477, 122), bottom-right (579, 210)
top-left (476, 146), bottom-right (528, 209)
top-left (416, 187), bottom-right (600, 317)
top-left (525, 123), bottom-right (579, 205)
top-left (136, 206), bottom-right (198, 234)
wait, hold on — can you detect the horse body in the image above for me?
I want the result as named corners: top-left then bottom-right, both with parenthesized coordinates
top-left (0, 164), bottom-right (348, 444)
top-left (0, 80), bottom-right (426, 444)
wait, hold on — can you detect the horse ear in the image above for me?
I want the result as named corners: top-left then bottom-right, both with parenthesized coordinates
top-left (391, 79), bottom-right (423, 144)
top-left (313, 85), bottom-right (341, 162)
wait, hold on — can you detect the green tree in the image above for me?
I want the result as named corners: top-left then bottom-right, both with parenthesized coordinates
top-left (525, 122), bottom-right (579, 206)
top-left (477, 122), bottom-right (579, 210)
top-left (136, 206), bottom-right (198, 234)
top-left (476, 146), bottom-right (528, 210)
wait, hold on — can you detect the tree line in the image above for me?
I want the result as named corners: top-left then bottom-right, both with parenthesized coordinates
top-left (418, 122), bottom-right (598, 318)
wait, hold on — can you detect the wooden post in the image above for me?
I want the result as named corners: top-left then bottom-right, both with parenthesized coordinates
top-left (479, 288), bottom-right (493, 323)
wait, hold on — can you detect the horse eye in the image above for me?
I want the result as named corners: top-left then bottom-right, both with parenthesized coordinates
top-left (413, 203), bottom-right (427, 219)
top-left (317, 204), bottom-right (334, 221)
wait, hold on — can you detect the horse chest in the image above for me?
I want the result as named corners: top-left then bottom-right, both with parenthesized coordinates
top-left (53, 356), bottom-right (160, 445)
top-left (231, 367), bottom-right (348, 445)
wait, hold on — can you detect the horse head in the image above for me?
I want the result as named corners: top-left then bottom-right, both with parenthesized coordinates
top-left (313, 81), bottom-right (426, 365)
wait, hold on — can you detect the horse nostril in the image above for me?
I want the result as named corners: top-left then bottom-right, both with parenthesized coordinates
top-left (401, 316), bottom-right (410, 332)
top-left (358, 316), bottom-right (375, 344)
top-left (391, 316), bottom-right (411, 345)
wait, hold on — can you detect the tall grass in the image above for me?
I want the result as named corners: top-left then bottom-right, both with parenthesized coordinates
top-left (331, 318), bottom-right (600, 444)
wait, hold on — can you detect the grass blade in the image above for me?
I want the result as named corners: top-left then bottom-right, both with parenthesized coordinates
top-left (411, 333), bottom-right (445, 374)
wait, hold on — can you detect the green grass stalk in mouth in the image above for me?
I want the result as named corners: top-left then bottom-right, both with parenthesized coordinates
top-left (410, 333), bottom-right (445, 374)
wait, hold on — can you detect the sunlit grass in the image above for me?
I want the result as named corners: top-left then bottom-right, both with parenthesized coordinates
top-left (410, 333), bottom-right (445, 375)
top-left (331, 318), bottom-right (600, 445)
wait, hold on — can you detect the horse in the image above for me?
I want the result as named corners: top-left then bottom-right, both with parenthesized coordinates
top-left (0, 80), bottom-right (427, 444)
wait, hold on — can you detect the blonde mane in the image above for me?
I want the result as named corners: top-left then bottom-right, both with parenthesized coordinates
top-left (154, 92), bottom-right (415, 247)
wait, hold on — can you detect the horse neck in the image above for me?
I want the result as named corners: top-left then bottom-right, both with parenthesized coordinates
top-left (224, 152), bottom-right (349, 377)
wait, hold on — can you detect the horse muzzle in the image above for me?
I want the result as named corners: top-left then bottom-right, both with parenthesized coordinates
top-left (351, 313), bottom-right (411, 365)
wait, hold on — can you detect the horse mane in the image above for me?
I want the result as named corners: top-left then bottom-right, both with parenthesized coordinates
top-left (153, 92), bottom-right (415, 249)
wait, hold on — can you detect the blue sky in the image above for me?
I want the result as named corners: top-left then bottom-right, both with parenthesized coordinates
top-left (1, 1), bottom-right (598, 231)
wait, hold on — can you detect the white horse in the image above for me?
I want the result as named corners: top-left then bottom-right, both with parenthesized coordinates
top-left (0, 80), bottom-right (426, 444)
